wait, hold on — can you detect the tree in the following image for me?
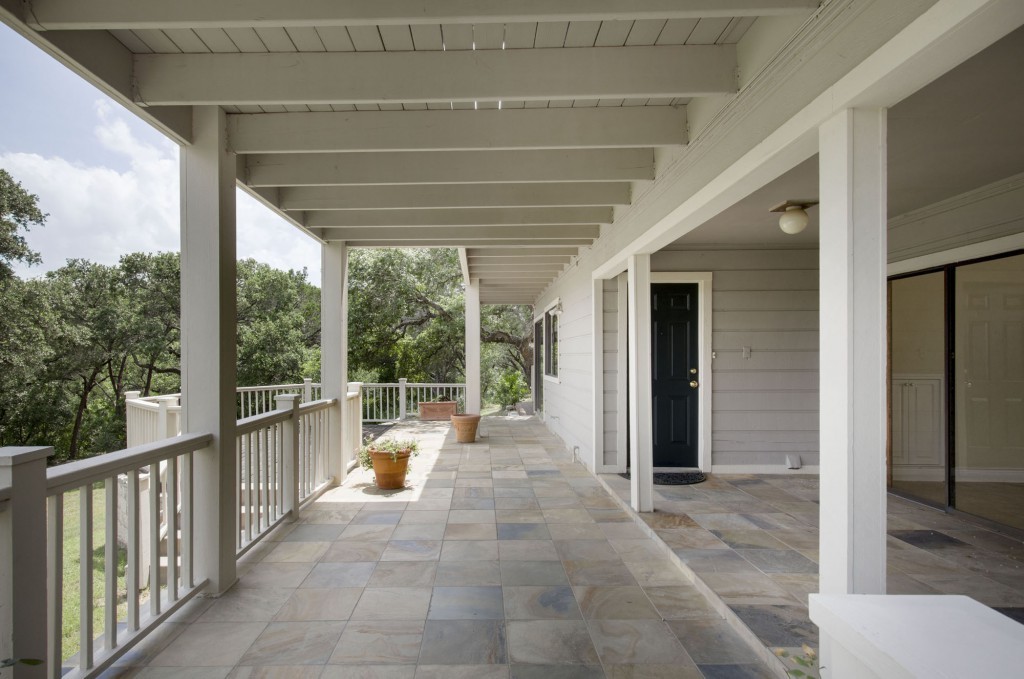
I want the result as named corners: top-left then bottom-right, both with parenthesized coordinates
top-left (0, 169), bottom-right (45, 283)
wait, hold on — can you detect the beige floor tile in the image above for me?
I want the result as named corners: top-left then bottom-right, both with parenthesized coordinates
top-left (149, 622), bottom-right (267, 667)
top-left (199, 588), bottom-right (294, 622)
top-left (369, 561), bottom-right (437, 587)
top-left (329, 621), bottom-right (425, 664)
top-left (275, 588), bottom-right (362, 621)
top-left (238, 621), bottom-right (345, 666)
top-left (440, 540), bottom-right (499, 561)
top-left (261, 541), bottom-right (330, 563)
top-left (587, 619), bottom-right (688, 665)
top-left (351, 587), bottom-right (432, 620)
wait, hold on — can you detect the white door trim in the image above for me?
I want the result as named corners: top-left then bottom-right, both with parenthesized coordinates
top-left (650, 272), bottom-right (713, 472)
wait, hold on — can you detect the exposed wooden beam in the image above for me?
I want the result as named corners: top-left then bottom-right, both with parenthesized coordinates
top-left (470, 263), bottom-right (567, 272)
top-left (313, 225), bottom-right (599, 240)
top-left (279, 183), bottom-right (631, 210)
top-left (340, 238), bottom-right (593, 247)
top-left (246, 149), bottom-right (654, 186)
top-left (229, 108), bottom-right (686, 153)
top-left (470, 271), bottom-right (558, 279)
top-left (458, 248), bottom-right (470, 287)
top-left (305, 208), bottom-right (610, 228)
top-left (134, 46), bottom-right (736, 106)
top-left (27, 1), bottom-right (817, 30)
top-left (473, 257), bottom-right (569, 265)
top-left (470, 247), bottom-right (578, 257)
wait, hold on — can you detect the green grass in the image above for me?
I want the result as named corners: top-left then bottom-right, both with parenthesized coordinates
top-left (59, 484), bottom-right (133, 662)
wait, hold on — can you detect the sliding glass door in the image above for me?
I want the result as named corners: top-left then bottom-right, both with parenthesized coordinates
top-left (888, 251), bottom-right (1024, 531)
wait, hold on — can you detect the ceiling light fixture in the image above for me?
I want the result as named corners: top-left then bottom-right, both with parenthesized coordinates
top-left (770, 200), bottom-right (818, 235)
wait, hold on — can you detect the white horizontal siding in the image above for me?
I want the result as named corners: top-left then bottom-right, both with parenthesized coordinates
top-left (653, 248), bottom-right (820, 469)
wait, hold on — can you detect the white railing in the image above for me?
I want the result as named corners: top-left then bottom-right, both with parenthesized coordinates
top-left (345, 388), bottom-right (362, 461)
top-left (361, 379), bottom-right (466, 422)
top-left (237, 378), bottom-right (322, 419)
top-left (234, 397), bottom-right (335, 554)
top-left (0, 434), bottom-right (213, 679)
top-left (124, 393), bottom-right (180, 448)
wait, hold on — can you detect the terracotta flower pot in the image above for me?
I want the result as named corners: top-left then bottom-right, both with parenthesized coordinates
top-left (419, 400), bottom-right (458, 420)
top-left (369, 449), bottom-right (413, 489)
top-left (451, 413), bottom-right (481, 443)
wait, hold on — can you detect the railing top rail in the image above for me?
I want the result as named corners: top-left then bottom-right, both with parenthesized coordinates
top-left (361, 382), bottom-right (466, 388)
top-left (46, 432), bottom-right (213, 497)
top-left (236, 408), bottom-right (292, 436)
top-left (346, 391), bottom-right (360, 399)
top-left (236, 383), bottom-right (305, 392)
top-left (299, 398), bottom-right (337, 414)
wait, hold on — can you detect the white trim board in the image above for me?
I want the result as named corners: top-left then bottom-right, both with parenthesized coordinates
top-left (888, 232), bottom-right (1024, 276)
top-left (650, 272), bottom-right (713, 473)
top-left (712, 465), bottom-right (821, 475)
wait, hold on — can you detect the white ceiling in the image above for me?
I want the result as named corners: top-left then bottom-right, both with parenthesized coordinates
top-left (674, 25), bottom-right (1024, 250)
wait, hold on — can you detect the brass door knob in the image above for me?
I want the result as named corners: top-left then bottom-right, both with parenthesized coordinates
top-left (689, 380), bottom-right (699, 388)
top-left (690, 368), bottom-right (698, 375)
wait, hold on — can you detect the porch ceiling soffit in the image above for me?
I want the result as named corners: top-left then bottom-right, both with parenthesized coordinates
top-left (305, 208), bottom-right (611, 228)
top-left (587, 0), bottom-right (1024, 281)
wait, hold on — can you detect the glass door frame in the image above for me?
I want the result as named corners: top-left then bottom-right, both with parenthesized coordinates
top-left (887, 248), bottom-right (1024, 536)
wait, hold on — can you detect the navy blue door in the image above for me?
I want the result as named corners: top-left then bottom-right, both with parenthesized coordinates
top-left (651, 284), bottom-right (700, 467)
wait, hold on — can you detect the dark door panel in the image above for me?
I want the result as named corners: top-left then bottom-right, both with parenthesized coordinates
top-left (651, 284), bottom-right (700, 467)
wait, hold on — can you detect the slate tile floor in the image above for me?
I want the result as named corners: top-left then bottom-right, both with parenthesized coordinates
top-left (600, 469), bottom-right (1024, 667)
top-left (104, 417), bottom-right (1023, 678)
top-left (106, 418), bottom-right (778, 678)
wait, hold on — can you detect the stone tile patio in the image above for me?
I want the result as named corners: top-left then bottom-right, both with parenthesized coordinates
top-left (598, 468), bottom-right (1024, 668)
top-left (106, 417), bottom-right (781, 678)
top-left (103, 416), bottom-right (1024, 678)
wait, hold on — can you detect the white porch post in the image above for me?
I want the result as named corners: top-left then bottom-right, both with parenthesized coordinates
top-left (818, 107), bottom-right (888, 595)
top-left (322, 240), bottom-right (349, 482)
top-left (465, 278), bottom-right (482, 414)
top-left (0, 447), bottom-right (49, 678)
top-left (181, 105), bottom-right (237, 595)
top-left (627, 254), bottom-right (654, 512)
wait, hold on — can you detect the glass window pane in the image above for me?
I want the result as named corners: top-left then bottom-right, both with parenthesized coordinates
top-left (954, 253), bottom-right (1024, 529)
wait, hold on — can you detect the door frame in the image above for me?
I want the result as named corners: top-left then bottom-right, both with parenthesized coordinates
top-left (651, 272), bottom-right (713, 472)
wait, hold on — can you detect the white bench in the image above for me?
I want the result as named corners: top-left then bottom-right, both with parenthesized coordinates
top-left (810, 594), bottom-right (1024, 678)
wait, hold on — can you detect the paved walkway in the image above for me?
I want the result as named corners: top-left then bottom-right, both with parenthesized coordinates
top-left (108, 417), bottom-right (781, 678)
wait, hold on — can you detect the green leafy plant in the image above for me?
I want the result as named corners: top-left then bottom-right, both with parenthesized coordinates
top-left (493, 369), bottom-right (529, 408)
top-left (774, 645), bottom-right (822, 678)
top-left (357, 436), bottom-right (419, 471)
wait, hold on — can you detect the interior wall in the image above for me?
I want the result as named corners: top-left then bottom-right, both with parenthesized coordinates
top-left (891, 273), bottom-right (945, 374)
top-left (652, 248), bottom-right (820, 469)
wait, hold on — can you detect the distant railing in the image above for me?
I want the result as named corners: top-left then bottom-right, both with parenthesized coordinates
top-left (345, 388), bottom-right (362, 459)
top-left (361, 379), bottom-right (466, 422)
top-left (237, 379), bottom-right (322, 418)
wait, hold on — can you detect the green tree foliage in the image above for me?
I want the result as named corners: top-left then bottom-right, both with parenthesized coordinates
top-left (346, 248), bottom-right (534, 401)
top-left (0, 169), bottom-right (45, 283)
top-left (0, 249), bottom-right (320, 461)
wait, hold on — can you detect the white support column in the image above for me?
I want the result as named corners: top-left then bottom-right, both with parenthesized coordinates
top-left (627, 254), bottom-right (654, 512)
top-left (818, 107), bottom-right (888, 596)
top-left (0, 446), bottom-right (49, 679)
top-left (322, 241), bottom-right (349, 482)
top-left (181, 105), bottom-right (237, 596)
top-left (590, 277), bottom-right (604, 473)
top-left (465, 278), bottom-right (482, 414)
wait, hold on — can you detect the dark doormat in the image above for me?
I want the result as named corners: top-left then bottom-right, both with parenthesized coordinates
top-left (619, 471), bottom-right (707, 485)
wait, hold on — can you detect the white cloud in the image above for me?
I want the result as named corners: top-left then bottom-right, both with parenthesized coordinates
top-left (4, 100), bottom-right (320, 284)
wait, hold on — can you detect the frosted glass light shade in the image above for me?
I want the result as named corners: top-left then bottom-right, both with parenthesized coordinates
top-left (779, 206), bottom-right (809, 234)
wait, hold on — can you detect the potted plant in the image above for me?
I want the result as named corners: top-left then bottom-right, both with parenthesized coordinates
top-left (358, 436), bottom-right (419, 489)
top-left (451, 412), bottom-right (481, 443)
top-left (418, 394), bottom-right (458, 421)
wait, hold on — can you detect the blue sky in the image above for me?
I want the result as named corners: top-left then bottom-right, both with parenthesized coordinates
top-left (0, 23), bottom-right (321, 282)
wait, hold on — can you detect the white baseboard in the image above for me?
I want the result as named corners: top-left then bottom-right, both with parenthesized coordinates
top-left (711, 464), bottom-right (820, 475)
top-left (955, 468), bottom-right (1024, 483)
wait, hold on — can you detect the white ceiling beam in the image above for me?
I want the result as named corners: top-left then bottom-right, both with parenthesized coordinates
top-left (134, 46), bottom-right (736, 106)
top-left (279, 183), bottom-right (631, 210)
top-left (470, 262), bottom-right (568, 271)
top-left (458, 248), bottom-right (470, 287)
top-left (314, 225), bottom-right (600, 240)
top-left (26, 1), bottom-right (817, 30)
top-left (305, 208), bottom-right (610, 228)
top-left (340, 238), bottom-right (594, 247)
top-left (470, 247), bottom-right (578, 257)
top-left (228, 108), bottom-right (686, 153)
top-left (246, 149), bottom-right (654, 186)
top-left (468, 271), bottom-right (558, 280)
